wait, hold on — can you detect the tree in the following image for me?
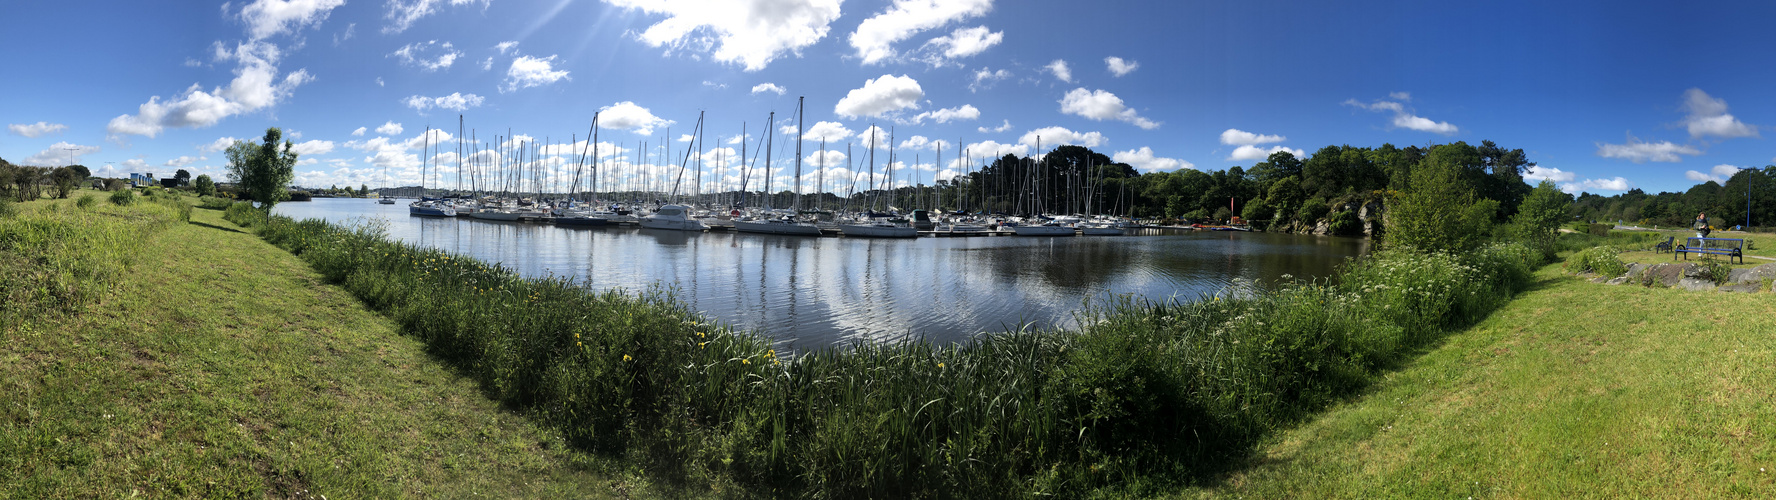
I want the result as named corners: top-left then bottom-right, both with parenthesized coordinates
top-left (50, 167), bottom-right (80, 198)
top-left (1386, 155), bottom-right (1497, 253)
top-left (1510, 180), bottom-right (1571, 258)
top-left (194, 174), bottom-right (216, 197)
top-left (175, 169), bottom-right (192, 186)
top-left (68, 164), bottom-right (90, 179)
top-left (225, 127), bottom-right (299, 211)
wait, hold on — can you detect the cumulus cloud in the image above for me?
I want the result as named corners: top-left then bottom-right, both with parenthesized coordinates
top-left (1343, 94), bottom-right (1458, 135)
top-left (235, 0), bottom-right (346, 41)
top-left (1020, 126), bottom-right (1105, 150)
top-left (1522, 165), bottom-right (1575, 183)
top-left (500, 55), bottom-right (570, 92)
top-left (919, 25), bottom-right (1002, 63)
top-left (1680, 88), bottom-right (1758, 139)
top-left (384, 0), bottom-right (487, 35)
top-left (332, 22), bottom-right (355, 46)
top-left (1104, 56), bottom-right (1138, 77)
top-left (1685, 164), bottom-right (1743, 183)
top-left (376, 121), bottom-right (404, 135)
top-left (850, 0), bottom-right (993, 65)
top-left (290, 139), bottom-right (335, 156)
top-left (164, 155), bottom-right (203, 167)
top-left (903, 104), bottom-right (979, 125)
top-left (403, 92), bottom-right (485, 112)
top-left (835, 74), bottom-right (923, 119)
top-left (1045, 59), bottom-right (1071, 83)
top-left (960, 139), bottom-right (1027, 161)
top-left (1114, 147), bottom-right (1192, 172)
top-left (978, 119), bottom-right (1012, 133)
top-left (495, 41), bottom-right (518, 54)
top-left (201, 136), bottom-right (240, 153)
top-left (22, 142), bottom-right (100, 167)
top-left (1559, 177), bottom-right (1632, 194)
top-left (802, 121), bottom-right (854, 142)
top-left (599, 101), bottom-right (674, 135)
top-left (969, 67), bottom-right (1010, 92)
top-left (606, 0), bottom-right (842, 71)
top-left (897, 135), bottom-right (950, 152)
top-left (751, 82), bottom-right (786, 95)
top-left (1227, 145), bottom-right (1305, 161)
top-left (389, 40), bottom-right (462, 71)
top-left (351, 126), bottom-right (366, 136)
top-left (7, 121), bottom-right (66, 138)
top-left (1058, 88), bottom-right (1160, 129)
top-left (1595, 135), bottom-right (1701, 163)
top-left (1219, 128), bottom-right (1284, 146)
top-left (106, 41), bottom-right (316, 138)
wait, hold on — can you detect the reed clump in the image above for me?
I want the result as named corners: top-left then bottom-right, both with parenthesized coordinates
top-left (239, 211), bottom-right (1544, 498)
top-left (0, 200), bottom-right (186, 330)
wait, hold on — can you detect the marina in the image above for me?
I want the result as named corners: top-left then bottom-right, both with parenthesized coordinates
top-left (276, 197), bottom-right (1370, 351)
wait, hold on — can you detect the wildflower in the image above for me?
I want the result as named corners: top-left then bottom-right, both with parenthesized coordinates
top-left (574, 333), bottom-right (580, 339)
top-left (742, 358), bottom-right (751, 365)
top-left (938, 362), bottom-right (946, 369)
top-left (576, 341), bottom-right (582, 347)
top-left (699, 342), bottom-right (707, 349)
top-left (623, 354), bottom-right (632, 362)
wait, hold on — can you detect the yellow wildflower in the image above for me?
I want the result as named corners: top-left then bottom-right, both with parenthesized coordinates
top-left (742, 358), bottom-right (750, 365)
top-left (623, 354), bottom-right (632, 362)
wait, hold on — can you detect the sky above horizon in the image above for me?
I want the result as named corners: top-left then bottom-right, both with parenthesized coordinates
top-left (4, 0), bottom-right (1774, 196)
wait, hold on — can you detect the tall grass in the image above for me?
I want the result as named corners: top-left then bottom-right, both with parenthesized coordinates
top-left (0, 200), bottom-right (186, 330)
top-left (235, 211), bottom-right (1545, 498)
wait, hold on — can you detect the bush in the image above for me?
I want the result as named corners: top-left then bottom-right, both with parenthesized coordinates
top-left (1588, 223), bottom-right (1611, 236)
top-left (1565, 246), bottom-right (1627, 277)
top-left (1328, 209), bottom-right (1362, 235)
top-left (198, 196), bottom-right (233, 210)
top-left (222, 202), bottom-right (266, 228)
top-left (0, 200), bottom-right (15, 219)
top-left (1386, 157), bottom-right (1496, 253)
top-left (1297, 198), bottom-right (1329, 223)
top-left (76, 194), bottom-right (96, 210)
top-left (108, 189), bottom-right (134, 206)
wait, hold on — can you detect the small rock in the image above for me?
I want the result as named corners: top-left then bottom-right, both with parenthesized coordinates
top-left (1604, 277), bottom-right (1629, 285)
top-left (1676, 278), bottom-right (1718, 291)
top-left (1682, 263), bottom-right (1710, 279)
top-left (1718, 282), bottom-right (1761, 293)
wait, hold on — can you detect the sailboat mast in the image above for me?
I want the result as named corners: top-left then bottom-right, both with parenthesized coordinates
top-left (793, 96), bottom-right (804, 211)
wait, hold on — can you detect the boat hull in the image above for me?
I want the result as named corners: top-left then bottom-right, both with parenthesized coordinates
top-left (733, 220), bottom-right (823, 236)
top-left (1013, 225), bottom-right (1076, 236)
top-left (1080, 226), bottom-right (1125, 236)
top-left (638, 218), bottom-right (707, 231)
top-left (409, 205), bottom-right (456, 217)
top-left (469, 210), bottom-right (522, 221)
top-left (839, 224), bottom-right (919, 238)
top-left (554, 216), bottom-right (610, 227)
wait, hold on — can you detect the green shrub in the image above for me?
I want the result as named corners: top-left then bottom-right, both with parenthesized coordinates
top-left (198, 196), bottom-right (233, 210)
top-left (1565, 246), bottom-right (1627, 276)
top-left (1588, 223), bottom-right (1611, 236)
top-left (76, 193), bottom-right (97, 210)
top-left (1386, 157), bottom-right (1496, 253)
top-left (1701, 256), bottom-right (1732, 285)
top-left (1297, 198), bottom-right (1329, 223)
top-left (108, 189), bottom-right (134, 206)
top-left (222, 202), bottom-right (266, 228)
top-left (0, 200), bottom-right (14, 219)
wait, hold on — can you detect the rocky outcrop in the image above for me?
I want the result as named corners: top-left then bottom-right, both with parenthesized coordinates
top-left (1602, 261), bottom-right (1776, 293)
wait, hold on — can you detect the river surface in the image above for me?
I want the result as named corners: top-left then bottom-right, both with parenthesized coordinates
top-left (276, 198), bottom-right (1371, 349)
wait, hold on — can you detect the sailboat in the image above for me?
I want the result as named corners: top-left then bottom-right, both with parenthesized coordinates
top-left (640, 113), bottom-right (708, 231)
top-left (838, 125), bottom-right (917, 238)
top-left (410, 126), bottom-right (457, 217)
top-left (735, 97), bottom-right (822, 236)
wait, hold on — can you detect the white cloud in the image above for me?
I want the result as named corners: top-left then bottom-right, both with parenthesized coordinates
top-left (383, 0), bottom-right (487, 35)
top-left (1685, 164), bottom-right (1742, 183)
top-left (376, 77), bottom-right (385, 87)
top-left (802, 121), bottom-right (854, 142)
top-left (7, 121), bottom-right (67, 138)
top-left (1045, 59), bottom-right (1072, 83)
top-left (332, 22), bottom-right (355, 46)
top-left (1343, 95), bottom-right (1458, 135)
top-left (904, 104), bottom-right (980, 124)
top-left (607, 0), bottom-right (842, 71)
top-left (1227, 145), bottom-right (1305, 161)
top-left (1058, 88), bottom-right (1160, 129)
top-left (1522, 165), bottom-right (1575, 183)
top-left (376, 121), bottom-right (404, 135)
top-left (921, 25), bottom-right (1002, 61)
top-left (1595, 135), bottom-right (1701, 163)
top-left (897, 135), bottom-right (950, 152)
top-left (500, 55), bottom-right (570, 92)
top-left (22, 142), bottom-right (100, 166)
top-left (834, 74), bottom-right (923, 119)
top-left (701, 80), bottom-right (727, 89)
top-left (751, 82), bottom-right (787, 95)
top-left (164, 155), bottom-right (203, 167)
top-left (106, 41), bottom-right (314, 138)
top-left (1219, 128), bottom-right (1284, 146)
top-left (201, 136), bottom-right (240, 153)
top-left (961, 139), bottom-right (1027, 160)
top-left (1680, 88), bottom-right (1758, 139)
top-left (599, 101), bottom-right (675, 135)
top-left (390, 40), bottom-right (462, 71)
top-left (978, 119), bottom-right (1012, 133)
top-left (403, 92), bottom-right (485, 112)
top-left (351, 126), bottom-right (366, 136)
top-left (1019, 126), bottom-right (1105, 149)
top-left (479, 57), bottom-right (493, 70)
top-left (495, 40), bottom-right (518, 55)
top-left (1560, 177), bottom-right (1632, 193)
top-left (969, 67), bottom-right (1010, 92)
top-left (678, 134), bottom-right (694, 143)
top-left (235, 0), bottom-right (346, 41)
top-left (291, 139), bottom-right (335, 156)
top-left (1104, 56), bottom-right (1138, 77)
top-left (1114, 147), bottom-right (1192, 172)
top-left (849, 0), bottom-right (993, 65)
top-left (1389, 91), bottom-right (1411, 101)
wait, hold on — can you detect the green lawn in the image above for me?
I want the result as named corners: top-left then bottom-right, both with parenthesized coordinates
top-left (1186, 264), bottom-right (1776, 497)
top-left (2, 201), bottom-right (639, 497)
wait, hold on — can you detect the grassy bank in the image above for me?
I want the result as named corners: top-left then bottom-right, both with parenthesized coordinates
top-left (232, 206), bottom-right (1543, 497)
top-left (1189, 262), bottom-right (1776, 497)
top-left (1, 197), bottom-right (623, 497)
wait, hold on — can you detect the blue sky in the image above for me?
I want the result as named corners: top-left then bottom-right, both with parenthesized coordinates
top-left (3, 0), bottom-right (1774, 196)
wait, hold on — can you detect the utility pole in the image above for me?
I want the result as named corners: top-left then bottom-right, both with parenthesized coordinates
top-left (63, 147), bottom-right (79, 167)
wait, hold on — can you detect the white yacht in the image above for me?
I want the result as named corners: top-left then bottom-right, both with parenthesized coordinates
top-left (409, 199), bottom-right (456, 217)
top-left (734, 214), bottom-right (823, 236)
top-left (638, 204), bottom-right (707, 231)
top-left (839, 216), bottom-right (918, 238)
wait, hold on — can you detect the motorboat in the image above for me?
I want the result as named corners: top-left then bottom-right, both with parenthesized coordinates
top-left (638, 204), bottom-right (707, 231)
top-left (409, 199), bottom-right (455, 217)
top-left (1013, 220), bottom-right (1076, 236)
top-left (839, 217), bottom-right (918, 238)
top-left (734, 214), bottom-right (823, 236)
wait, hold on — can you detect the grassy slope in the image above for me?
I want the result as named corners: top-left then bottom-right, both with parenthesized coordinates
top-left (3, 202), bottom-right (632, 498)
top-left (1189, 264), bottom-right (1776, 498)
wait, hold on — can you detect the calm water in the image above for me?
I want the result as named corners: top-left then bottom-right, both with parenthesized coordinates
top-left (276, 198), bottom-right (1371, 349)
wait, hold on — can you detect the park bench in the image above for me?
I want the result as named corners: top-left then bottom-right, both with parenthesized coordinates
top-left (1675, 237), bottom-right (1744, 264)
top-left (1654, 236), bottom-right (1674, 254)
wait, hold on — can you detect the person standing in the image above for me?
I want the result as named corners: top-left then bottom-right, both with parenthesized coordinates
top-left (1696, 212), bottom-right (1711, 238)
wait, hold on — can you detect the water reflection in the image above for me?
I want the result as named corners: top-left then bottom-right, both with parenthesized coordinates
top-left (277, 199), bottom-right (1370, 350)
